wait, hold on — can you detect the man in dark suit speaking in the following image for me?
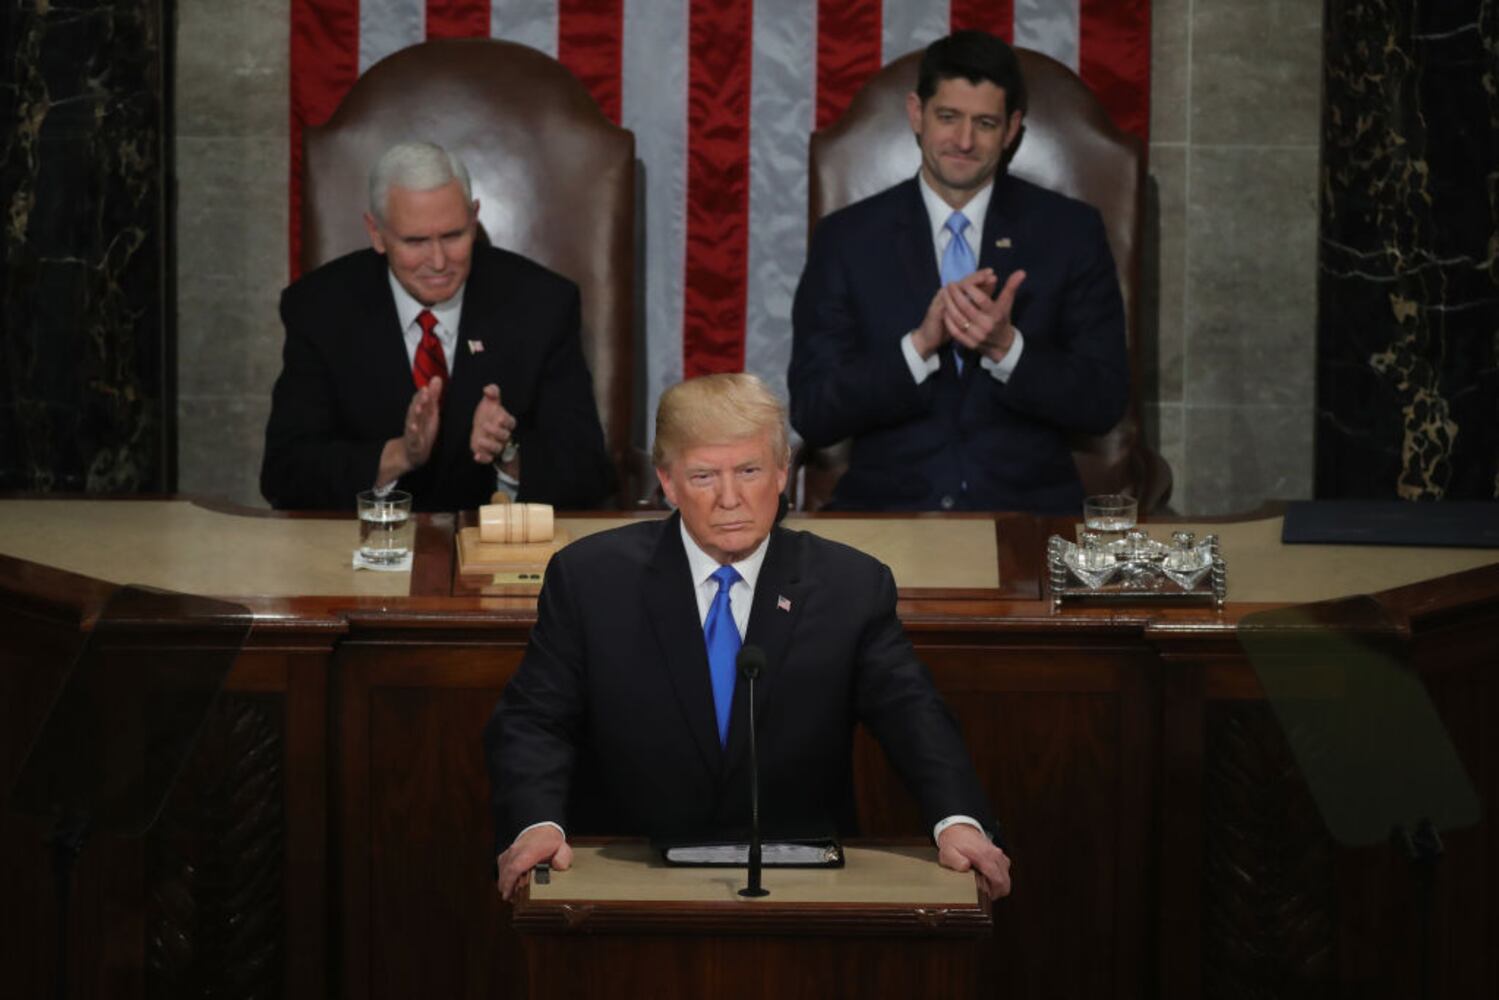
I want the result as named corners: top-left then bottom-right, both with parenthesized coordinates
top-left (485, 373), bottom-right (1011, 901)
top-left (789, 30), bottom-right (1129, 514)
top-left (261, 141), bottom-right (612, 512)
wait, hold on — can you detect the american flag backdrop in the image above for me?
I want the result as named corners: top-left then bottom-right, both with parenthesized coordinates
top-left (290, 0), bottom-right (1151, 437)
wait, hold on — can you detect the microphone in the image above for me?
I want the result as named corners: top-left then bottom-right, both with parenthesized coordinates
top-left (736, 645), bottom-right (769, 898)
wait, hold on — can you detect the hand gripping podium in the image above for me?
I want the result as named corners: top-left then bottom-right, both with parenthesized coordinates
top-left (511, 840), bottom-right (993, 999)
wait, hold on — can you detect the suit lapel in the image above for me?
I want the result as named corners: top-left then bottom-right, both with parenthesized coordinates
top-left (643, 514), bottom-right (725, 778)
top-left (895, 177), bottom-right (940, 311)
top-left (723, 527), bottom-right (808, 773)
top-left (363, 256), bottom-right (417, 422)
top-left (432, 250), bottom-right (506, 480)
top-left (978, 174), bottom-right (1021, 283)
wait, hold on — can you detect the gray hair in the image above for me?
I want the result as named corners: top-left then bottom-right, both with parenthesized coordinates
top-left (367, 141), bottom-right (473, 223)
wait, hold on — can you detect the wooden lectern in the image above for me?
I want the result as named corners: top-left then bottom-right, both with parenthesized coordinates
top-left (511, 841), bottom-right (992, 999)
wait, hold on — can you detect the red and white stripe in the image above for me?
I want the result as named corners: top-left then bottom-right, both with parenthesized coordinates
top-left (291, 0), bottom-right (1151, 443)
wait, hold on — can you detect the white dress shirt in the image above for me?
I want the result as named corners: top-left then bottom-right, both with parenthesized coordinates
top-left (389, 270), bottom-right (463, 373)
top-left (900, 173), bottom-right (1026, 385)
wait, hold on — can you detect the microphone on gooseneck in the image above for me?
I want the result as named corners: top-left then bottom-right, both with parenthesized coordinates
top-left (736, 645), bottom-right (770, 898)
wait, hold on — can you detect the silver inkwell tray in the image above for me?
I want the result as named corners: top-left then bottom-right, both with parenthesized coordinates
top-left (1047, 529), bottom-right (1227, 609)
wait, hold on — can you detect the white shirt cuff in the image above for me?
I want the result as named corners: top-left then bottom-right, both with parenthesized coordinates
top-left (933, 814), bottom-right (987, 843)
top-left (512, 820), bottom-right (565, 845)
top-left (493, 464), bottom-right (520, 500)
top-left (979, 326), bottom-right (1025, 383)
top-left (902, 331), bottom-right (942, 385)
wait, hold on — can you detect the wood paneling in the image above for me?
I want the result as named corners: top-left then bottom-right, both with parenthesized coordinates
top-left (4, 515), bottom-right (1497, 1000)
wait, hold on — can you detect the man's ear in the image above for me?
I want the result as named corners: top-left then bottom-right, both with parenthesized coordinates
top-left (363, 212), bottom-right (387, 254)
top-left (656, 466), bottom-right (678, 508)
top-left (1003, 110), bottom-right (1024, 151)
top-left (905, 91), bottom-right (924, 136)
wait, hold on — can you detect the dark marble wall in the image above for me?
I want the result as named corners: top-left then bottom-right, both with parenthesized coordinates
top-left (1318, 1), bottom-right (1499, 500)
top-left (0, 1), bottom-right (171, 493)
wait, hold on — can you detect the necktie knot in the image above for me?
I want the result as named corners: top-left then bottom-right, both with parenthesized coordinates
top-left (711, 565), bottom-right (741, 593)
top-left (945, 211), bottom-right (969, 241)
top-left (416, 308), bottom-right (438, 337)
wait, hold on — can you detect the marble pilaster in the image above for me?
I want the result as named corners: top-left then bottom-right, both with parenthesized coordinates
top-left (0, 1), bottom-right (169, 493)
top-left (1318, 0), bottom-right (1499, 500)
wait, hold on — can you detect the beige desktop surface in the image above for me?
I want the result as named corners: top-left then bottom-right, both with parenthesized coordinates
top-left (528, 843), bottom-right (978, 905)
top-left (0, 499), bottom-right (409, 598)
top-left (2, 501), bottom-right (1492, 605)
top-left (1169, 516), bottom-right (1499, 604)
top-left (558, 515), bottom-right (1002, 590)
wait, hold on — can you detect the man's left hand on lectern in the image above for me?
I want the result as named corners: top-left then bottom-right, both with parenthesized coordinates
top-left (937, 823), bottom-right (1012, 901)
top-left (497, 823), bottom-right (572, 901)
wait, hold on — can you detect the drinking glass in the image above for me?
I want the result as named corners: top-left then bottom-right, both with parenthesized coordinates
top-left (357, 490), bottom-right (414, 565)
top-left (1082, 494), bottom-right (1138, 545)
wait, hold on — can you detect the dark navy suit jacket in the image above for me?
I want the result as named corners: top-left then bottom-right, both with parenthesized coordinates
top-left (790, 174), bottom-right (1129, 514)
top-left (261, 246), bottom-right (612, 512)
top-left (483, 514), bottom-right (997, 849)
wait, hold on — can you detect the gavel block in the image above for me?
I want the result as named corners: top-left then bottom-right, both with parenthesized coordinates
top-left (457, 502), bottom-right (567, 586)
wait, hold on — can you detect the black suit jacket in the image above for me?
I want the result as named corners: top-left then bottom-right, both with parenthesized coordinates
top-left (483, 514), bottom-right (997, 850)
top-left (789, 174), bottom-right (1129, 514)
top-left (261, 246), bottom-right (613, 512)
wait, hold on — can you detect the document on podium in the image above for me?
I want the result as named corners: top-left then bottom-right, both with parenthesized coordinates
top-left (656, 838), bottom-right (844, 868)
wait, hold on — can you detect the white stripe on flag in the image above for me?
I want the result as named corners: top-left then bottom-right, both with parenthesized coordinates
top-left (882, 0), bottom-right (950, 65)
top-left (744, 0), bottom-right (816, 406)
top-left (360, 0), bottom-right (425, 73)
top-left (622, 0), bottom-right (689, 447)
top-left (491, 0), bottom-right (559, 57)
top-left (1013, 0), bottom-right (1081, 71)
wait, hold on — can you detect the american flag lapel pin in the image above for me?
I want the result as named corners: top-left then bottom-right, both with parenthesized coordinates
top-left (468, 339), bottom-right (485, 354)
top-left (994, 237), bottom-right (1012, 248)
top-left (777, 595), bottom-right (792, 612)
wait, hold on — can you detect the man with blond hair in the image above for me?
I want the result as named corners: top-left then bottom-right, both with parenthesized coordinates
top-left (261, 140), bottom-right (612, 511)
top-left (485, 373), bottom-right (1011, 902)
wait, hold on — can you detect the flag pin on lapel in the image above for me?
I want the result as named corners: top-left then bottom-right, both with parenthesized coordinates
top-left (994, 237), bottom-right (1012, 248)
top-left (777, 595), bottom-right (792, 612)
top-left (468, 340), bottom-right (485, 354)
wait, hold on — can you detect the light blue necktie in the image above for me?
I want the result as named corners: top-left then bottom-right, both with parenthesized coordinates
top-left (940, 211), bottom-right (975, 373)
top-left (704, 565), bottom-right (743, 746)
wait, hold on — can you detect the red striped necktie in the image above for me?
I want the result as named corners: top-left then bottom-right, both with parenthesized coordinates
top-left (412, 309), bottom-right (447, 389)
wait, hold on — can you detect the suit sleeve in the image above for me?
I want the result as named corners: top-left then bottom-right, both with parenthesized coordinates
top-left (513, 286), bottom-right (615, 509)
top-left (852, 563), bottom-right (1000, 839)
top-left (990, 205), bottom-right (1130, 435)
top-left (789, 219), bottom-right (939, 448)
top-left (260, 286), bottom-right (388, 510)
top-left (483, 549), bottom-right (589, 851)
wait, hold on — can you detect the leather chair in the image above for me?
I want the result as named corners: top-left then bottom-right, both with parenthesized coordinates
top-left (798, 49), bottom-right (1172, 512)
top-left (302, 38), bottom-right (638, 506)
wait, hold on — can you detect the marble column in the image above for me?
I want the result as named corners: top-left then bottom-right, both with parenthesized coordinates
top-left (0, 1), bottom-right (170, 493)
top-left (1318, 1), bottom-right (1499, 500)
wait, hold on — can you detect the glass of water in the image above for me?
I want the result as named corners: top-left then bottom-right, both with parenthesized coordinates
top-left (1082, 494), bottom-right (1138, 545)
top-left (356, 490), bottom-right (414, 565)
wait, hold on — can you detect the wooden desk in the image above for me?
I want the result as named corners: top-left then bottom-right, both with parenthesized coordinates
top-left (1, 498), bottom-right (1495, 1000)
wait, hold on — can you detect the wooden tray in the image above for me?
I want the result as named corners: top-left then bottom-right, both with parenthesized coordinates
top-left (456, 526), bottom-right (570, 593)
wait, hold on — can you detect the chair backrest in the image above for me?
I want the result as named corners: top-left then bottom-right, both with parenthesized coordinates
top-left (806, 48), bottom-right (1169, 510)
top-left (302, 38), bottom-right (636, 503)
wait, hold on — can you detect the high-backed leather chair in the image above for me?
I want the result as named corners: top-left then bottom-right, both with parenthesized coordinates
top-left (799, 49), bottom-right (1171, 512)
top-left (302, 38), bottom-right (637, 505)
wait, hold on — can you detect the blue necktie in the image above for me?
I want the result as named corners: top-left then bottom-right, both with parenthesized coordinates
top-left (704, 565), bottom-right (743, 746)
top-left (940, 211), bottom-right (975, 373)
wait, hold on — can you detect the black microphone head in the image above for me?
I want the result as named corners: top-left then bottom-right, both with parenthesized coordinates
top-left (737, 645), bottom-right (766, 680)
